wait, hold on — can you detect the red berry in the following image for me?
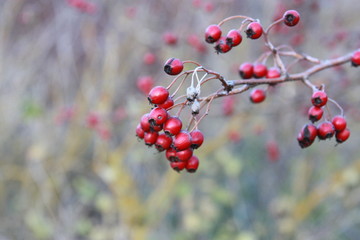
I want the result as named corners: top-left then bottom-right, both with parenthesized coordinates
top-left (308, 106), bottom-right (323, 123)
top-left (245, 22), bottom-right (263, 39)
top-left (214, 37), bottom-right (232, 54)
top-left (283, 10), bottom-right (300, 27)
top-left (266, 141), bottom-right (280, 162)
top-left (175, 148), bottom-right (193, 162)
top-left (155, 133), bottom-right (173, 151)
top-left (335, 128), bottom-right (350, 143)
top-left (297, 124), bottom-right (317, 148)
top-left (222, 96), bottom-right (235, 116)
top-left (250, 89), bottom-right (266, 103)
top-left (186, 155), bottom-right (200, 173)
top-left (86, 112), bottom-right (100, 128)
top-left (351, 50), bottom-right (360, 67)
top-left (239, 62), bottom-right (254, 79)
top-left (317, 121), bottom-right (335, 140)
top-left (148, 107), bottom-right (168, 126)
top-left (170, 161), bottom-right (186, 172)
top-left (173, 130), bottom-right (192, 151)
top-left (190, 130), bottom-right (204, 149)
top-left (143, 52), bottom-right (156, 65)
top-left (205, 24), bottom-right (222, 43)
top-left (164, 117), bottom-right (182, 136)
top-left (266, 67), bottom-right (281, 79)
top-left (136, 124), bottom-right (145, 139)
top-left (144, 131), bottom-right (159, 146)
top-left (253, 63), bottom-right (268, 78)
top-left (332, 115), bottom-right (347, 132)
top-left (166, 148), bottom-right (177, 162)
top-left (311, 91), bottom-right (328, 107)
top-left (140, 113), bottom-right (151, 132)
top-left (226, 29), bottom-right (242, 47)
top-left (137, 76), bottom-right (154, 95)
top-left (164, 58), bottom-right (184, 75)
top-left (162, 32), bottom-right (178, 45)
top-left (148, 86), bottom-right (169, 105)
top-left (151, 123), bottom-right (163, 132)
top-left (157, 97), bottom-right (174, 110)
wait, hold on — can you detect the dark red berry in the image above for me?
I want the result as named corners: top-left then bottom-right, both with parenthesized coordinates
top-left (245, 22), bottom-right (263, 39)
top-left (164, 58), bottom-right (184, 75)
top-left (136, 124), bottom-right (145, 139)
top-left (239, 62), bottom-right (254, 79)
top-left (173, 130), bottom-right (192, 151)
top-left (311, 91), bottom-right (328, 107)
top-left (205, 24), bottom-right (222, 43)
top-left (151, 123), bottom-right (163, 132)
top-left (214, 37), bottom-right (232, 54)
top-left (317, 121), bottom-right (335, 140)
top-left (164, 117), bottom-right (182, 136)
top-left (308, 106), bottom-right (323, 123)
top-left (190, 130), bottom-right (204, 149)
top-left (332, 115), bottom-right (347, 132)
top-left (157, 97), bottom-right (174, 110)
top-left (266, 67), bottom-right (281, 79)
top-left (226, 29), bottom-right (242, 47)
top-left (170, 161), bottom-right (186, 172)
top-left (283, 10), bottom-right (300, 27)
top-left (140, 113), bottom-right (151, 132)
top-left (335, 128), bottom-right (350, 143)
top-left (148, 86), bottom-right (169, 105)
top-left (186, 155), bottom-right (200, 173)
top-left (148, 107), bottom-right (168, 126)
top-left (155, 133), bottom-right (173, 151)
top-left (166, 148), bottom-right (177, 162)
top-left (250, 89), bottom-right (266, 103)
top-left (351, 50), bottom-right (360, 67)
top-left (144, 131), bottom-right (159, 146)
top-left (175, 148), bottom-right (193, 162)
top-left (253, 63), bottom-right (268, 78)
top-left (162, 32), bottom-right (178, 45)
top-left (297, 124), bottom-right (317, 148)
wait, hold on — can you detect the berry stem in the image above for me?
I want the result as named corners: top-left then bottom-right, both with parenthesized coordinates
top-left (217, 15), bottom-right (255, 27)
top-left (182, 60), bottom-right (202, 66)
top-left (328, 98), bottom-right (344, 116)
top-left (167, 71), bottom-right (192, 90)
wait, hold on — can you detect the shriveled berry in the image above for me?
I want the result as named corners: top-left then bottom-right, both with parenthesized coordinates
top-left (164, 117), bottom-right (182, 136)
top-left (335, 128), bottom-right (350, 143)
top-left (164, 58), bottom-right (184, 75)
top-left (351, 50), bottom-right (360, 67)
top-left (157, 97), bottom-right (174, 110)
top-left (317, 121), bottom-right (335, 140)
top-left (155, 133), bottom-right (173, 151)
top-left (173, 130), bottom-right (192, 151)
top-left (175, 148), bottom-right (193, 162)
top-left (205, 24), bottom-right (222, 43)
top-left (149, 107), bottom-right (168, 126)
top-left (214, 37), bottom-right (232, 54)
top-left (245, 22), bottom-right (263, 39)
top-left (239, 62), bottom-right (254, 79)
top-left (332, 115), bottom-right (347, 132)
top-left (148, 86), bottom-right (169, 105)
top-left (190, 130), bottom-right (204, 149)
top-left (170, 161), bottom-right (186, 172)
top-left (308, 106), bottom-right (323, 123)
top-left (283, 10), bottom-right (300, 27)
top-left (226, 29), bottom-right (242, 47)
top-left (186, 155), bottom-right (200, 173)
top-left (140, 113), bottom-right (151, 132)
top-left (166, 148), bottom-right (177, 162)
top-left (311, 91), bottom-right (328, 107)
top-left (136, 124), bottom-right (145, 139)
top-left (253, 63), bottom-right (268, 78)
top-left (266, 67), bottom-right (281, 79)
top-left (297, 124), bottom-right (317, 148)
top-left (250, 89), bottom-right (266, 103)
top-left (144, 131), bottom-right (159, 146)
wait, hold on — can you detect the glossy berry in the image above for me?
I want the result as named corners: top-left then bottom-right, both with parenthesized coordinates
top-left (144, 131), bottom-right (159, 146)
top-left (335, 128), bottom-right (350, 143)
top-left (173, 130), bottom-right (192, 151)
top-left (148, 107), bottom-right (168, 126)
top-left (136, 124), bottom-right (145, 139)
top-left (308, 106), bottom-right (323, 123)
top-left (148, 86), bottom-right (169, 105)
top-left (317, 121), bottom-right (335, 140)
top-left (151, 123), bottom-right (163, 132)
top-left (245, 22), bottom-right (263, 39)
top-left (155, 133), bottom-right (173, 151)
top-left (239, 62), bottom-right (254, 79)
top-left (164, 58), bottom-right (184, 75)
top-left (164, 117), bottom-right (182, 136)
top-left (283, 10), bottom-right (300, 27)
top-left (170, 161), bottom-right (186, 172)
top-left (226, 29), bottom-right (242, 47)
top-left (266, 67), bottom-right (281, 79)
top-left (140, 113), bottom-right (151, 132)
top-left (190, 130), bottom-right (204, 149)
top-left (311, 91), bottom-right (328, 107)
top-left (186, 155), bottom-right (200, 173)
top-left (175, 148), bottom-right (193, 162)
top-left (205, 24), bottom-right (222, 43)
top-left (250, 89), bottom-right (266, 103)
top-left (297, 124), bottom-right (317, 148)
top-left (166, 148), bottom-right (177, 162)
top-left (214, 37), bottom-right (232, 54)
top-left (253, 63), bottom-right (268, 78)
top-left (351, 50), bottom-right (360, 67)
top-left (332, 115), bottom-right (347, 132)
top-left (157, 97), bottom-right (174, 110)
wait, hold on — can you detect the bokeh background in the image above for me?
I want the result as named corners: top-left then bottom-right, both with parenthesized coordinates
top-left (1, 0), bottom-right (360, 239)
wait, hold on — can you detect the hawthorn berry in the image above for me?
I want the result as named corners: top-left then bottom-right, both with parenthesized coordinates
top-left (297, 124), bottom-right (317, 148)
top-left (226, 29), bottom-right (242, 47)
top-left (149, 107), bottom-right (168, 126)
top-left (205, 24), bottom-right (222, 43)
top-left (186, 155), bottom-right (200, 173)
top-left (308, 106), bottom-right (323, 123)
top-left (140, 113), bottom-right (151, 132)
top-left (253, 63), bottom-right (268, 78)
top-left (136, 124), bottom-right (145, 139)
top-left (283, 10), bottom-right (300, 27)
top-left (157, 97), bottom-right (174, 110)
top-left (351, 50), bottom-right (360, 67)
top-left (245, 22), bottom-right (263, 39)
top-left (162, 32), bottom-right (178, 45)
top-left (164, 117), bottom-right (182, 136)
top-left (190, 130), bottom-right (204, 149)
top-left (332, 115), bottom-right (347, 132)
top-left (144, 131), bottom-right (159, 146)
top-left (170, 161), bottom-right (186, 172)
top-left (151, 123), bottom-right (163, 132)
top-left (335, 128), bottom-right (350, 143)
top-left (148, 86), bottom-right (169, 105)
top-left (143, 52), bottom-right (156, 65)
top-left (250, 89), bottom-right (266, 103)
top-left (164, 58), bottom-right (184, 75)
top-left (175, 148), bottom-right (193, 162)
top-left (317, 121), bottom-right (335, 140)
top-left (155, 133), bottom-right (173, 151)
top-left (137, 76), bottom-right (154, 95)
top-left (166, 148), bottom-right (177, 162)
top-left (266, 67), bottom-right (281, 79)
top-left (239, 62), bottom-right (254, 79)
top-left (214, 37), bottom-right (232, 54)
top-left (311, 91), bottom-right (328, 107)
top-left (173, 130), bottom-right (192, 151)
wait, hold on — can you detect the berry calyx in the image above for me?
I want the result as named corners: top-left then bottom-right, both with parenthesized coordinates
top-left (308, 106), bottom-right (323, 123)
top-left (297, 124), bottom-right (317, 148)
top-left (253, 63), bottom-right (268, 78)
top-left (186, 155), bottom-right (200, 173)
top-left (173, 130), bottom-right (192, 151)
top-left (205, 24), bottom-right (222, 43)
top-left (155, 133), bottom-right (173, 151)
top-left (164, 117), bottom-right (182, 136)
top-left (164, 58), bottom-right (184, 75)
top-left (250, 88), bottom-right (266, 103)
top-left (190, 130), bottom-right (204, 149)
top-left (148, 86), bottom-right (169, 105)
top-left (214, 37), bottom-right (232, 54)
top-left (317, 121), bottom-right (335, 140)
top-left (148, 107), bottom-right (168, 126)
top-left (283, 10), bottom-right (300, 27)
top-left (239, 62), bottom-right (254, 79)
top-left (311, 91), bottom-right (328, 107)
top-left (225, 29), bottom-right (242, 47)
top-left (144, 131), bottom-right (159, 146)
top-left (335, 128), bottom-right (350, 143)
top-left (351, 50), bottom-right (360, 67)
top-left (245, 22), bottom-right (263, 39)
top-left (266, 67), bottom-right (281, 79)
top-left (332, 115), bottom-right (347, 132)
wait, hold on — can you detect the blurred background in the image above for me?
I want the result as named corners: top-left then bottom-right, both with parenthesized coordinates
top-left (1, 0), bottom-right (360, 239)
